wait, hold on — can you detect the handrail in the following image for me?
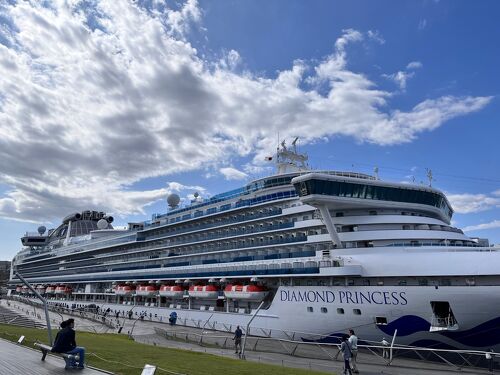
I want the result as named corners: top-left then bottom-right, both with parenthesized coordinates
top-left (155, 326), bottom-right (499, 371)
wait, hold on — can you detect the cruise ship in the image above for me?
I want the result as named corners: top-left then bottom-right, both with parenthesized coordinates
top-left (8, 140), bottom-right (500, 351)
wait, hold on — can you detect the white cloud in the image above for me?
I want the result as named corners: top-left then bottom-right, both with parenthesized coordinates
top-left (383, 61), bottom-right (422, 90)
top-left (407, 61), bottom-right (423, 70)
top-left (383, 70), bottom-right (415, 90)
top-left (367, 30), bottom-right (385, 45)
top-left (447, 193), bottom-right (500, 214)
top-left (463, 220), bottom-right (500, 232)
top-left (220, 167), bottom-right (248, 181)
top-left (218, 49), bottom-right (241, 71)
top-left (0, 2), bottom-right (492, 223)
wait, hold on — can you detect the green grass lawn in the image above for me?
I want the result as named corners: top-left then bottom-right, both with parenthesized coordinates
top-left (0, 324), bottom-right (332, 375)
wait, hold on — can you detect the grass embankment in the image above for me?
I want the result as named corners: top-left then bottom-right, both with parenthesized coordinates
top-left (0, 324), bottom-right (331, 375)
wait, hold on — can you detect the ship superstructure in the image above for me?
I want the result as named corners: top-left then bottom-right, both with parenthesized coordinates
top-left (8, 140), bottom-right (500, 351)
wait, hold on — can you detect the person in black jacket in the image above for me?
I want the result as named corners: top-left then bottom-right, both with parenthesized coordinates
top-left (51, 319), bottom-right (85, 369)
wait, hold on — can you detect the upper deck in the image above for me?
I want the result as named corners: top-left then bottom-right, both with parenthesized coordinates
top-left (292, 172), bottom-right (454, 224)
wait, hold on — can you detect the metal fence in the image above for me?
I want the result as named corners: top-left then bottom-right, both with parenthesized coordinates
top-left (154, 324), bottom-right (499, 372)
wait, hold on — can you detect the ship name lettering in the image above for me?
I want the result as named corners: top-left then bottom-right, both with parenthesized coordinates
top-left (281, 289), bottom-right (407, 306)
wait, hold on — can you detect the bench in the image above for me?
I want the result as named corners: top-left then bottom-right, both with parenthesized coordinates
top-left (34, 342), bottom-right (79, 365)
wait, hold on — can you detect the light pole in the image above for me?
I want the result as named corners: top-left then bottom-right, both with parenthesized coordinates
top-left (14, 271), bottom-right (53, 345)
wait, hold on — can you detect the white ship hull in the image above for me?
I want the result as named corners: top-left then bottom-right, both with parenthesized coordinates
top-left (46, 284), bottom-right (500, 351)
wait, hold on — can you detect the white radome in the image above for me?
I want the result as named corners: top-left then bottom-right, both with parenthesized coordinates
top-left (97, 219), bottom-right (108, 230)
top-left (167, 193), bottom-right (180, 208)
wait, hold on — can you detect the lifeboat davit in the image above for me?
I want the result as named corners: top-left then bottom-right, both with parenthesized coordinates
top-left (55, 286), bottom-right (72, 295)
top-left (136, 284), bottom-right (158, 297)
top-left (115, 285), bottom-right (135, 296)
top-left (159, 285), bottom-right (185, 298)
top-left (188, 285), bottom-right (219, 299)
top-left (36, 285), bottom-right (46, 294)
top-left (224, 284), bottom-right (268, 301)
top-left (45, 286), bottom-right (56, 294)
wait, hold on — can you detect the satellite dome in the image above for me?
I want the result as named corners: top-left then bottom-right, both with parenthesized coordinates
top-left (194, 192), bottom-right (199, 198)
top-left (97, 219), bottom-right (108, 230)
top-left (37, 226), bottom-right (46, 235)
top-left (167, 193), bottom-right (180, 208)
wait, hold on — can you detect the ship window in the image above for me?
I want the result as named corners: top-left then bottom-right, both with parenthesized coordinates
top-left (375, 316), bottom-right (388, 325)
top-left (418, 279), bottom-right (428, 286)
top-left (337, 308), bottom-right (344, 314)
top-left (398, 280), bottom-right (407, 286)
top-left (369, 210), bottom-right (377, 215)
top-left (363, 279), bottom-right (370, 286)
top-left (336, 212), bottom-right (344, 217)
top-left (307, 306), bottom-right (313, 313)
top-left (353, 309), bottom-right (361, 315)
top-left (321, 307), bottom-right (328, 313)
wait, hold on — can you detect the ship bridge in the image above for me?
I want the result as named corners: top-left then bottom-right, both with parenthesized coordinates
top-left (291, 172), bottom-right (456, 249)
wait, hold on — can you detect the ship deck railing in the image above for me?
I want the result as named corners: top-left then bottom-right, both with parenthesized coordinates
top-left (142, 221), bottom-right (295, 244)
top-left (142, 208), bottom-right (284, 239)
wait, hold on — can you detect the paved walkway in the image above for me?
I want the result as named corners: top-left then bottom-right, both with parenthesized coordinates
top-left (132, 330), bottom-right (492, 375)
top-left (0, 338), bottom-right (109, 375)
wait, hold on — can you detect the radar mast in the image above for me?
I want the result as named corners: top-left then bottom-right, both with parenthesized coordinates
top-left (276, 137), bottom-right (309, 174)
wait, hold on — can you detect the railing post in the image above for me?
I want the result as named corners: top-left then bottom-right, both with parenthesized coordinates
top-left (241, 301), bottom-right (264, 360)
top-left (14, 271), bottom-right (53, 346)
top-left (389, 329), bottom-right (398, 364)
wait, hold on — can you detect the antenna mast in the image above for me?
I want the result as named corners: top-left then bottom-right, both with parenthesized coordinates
top-left (426, 168), bottom-right (433, 187)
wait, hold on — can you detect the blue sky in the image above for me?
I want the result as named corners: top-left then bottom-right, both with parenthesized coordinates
top-left (0, 0), bottom-right (499, 260)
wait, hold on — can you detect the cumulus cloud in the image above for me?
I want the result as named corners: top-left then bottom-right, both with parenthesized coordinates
top-left (220, 167), bottom-right (248, 181)
top-left (447, 192), bottom-right (500, 214)
top-left (463, 220), bottom-right (500, 232)
top-left (0, 1), bottom-right (492, 223)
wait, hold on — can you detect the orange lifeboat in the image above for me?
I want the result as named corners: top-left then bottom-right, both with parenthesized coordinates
top-left (224, 284), bottom-right (268, 301)
top-left (188, 285), bottom-right (219, 299)
top-left (115, 284), bottom-right (135, 296)
top-left (55, 286), bottom-right (72, 295)
top-left (136, 284), bottom-right (158, 297)
top-left (45, 286), bottom-right (56, 294)
top-left (159, 285), bottom-right (185, 298)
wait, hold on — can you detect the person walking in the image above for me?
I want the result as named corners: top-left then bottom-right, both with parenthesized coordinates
top-left (340, 335), bottom-right (353, 375)
top-left (381, 337), bottom-right (390, 359)
top-left (51, 319), bottom-right (85, 369)
top-left (233, 325), bottom-right (243, 355)
top-left (348, 329), bottom-right (359, 373)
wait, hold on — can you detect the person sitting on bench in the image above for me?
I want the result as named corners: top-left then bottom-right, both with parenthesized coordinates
top-left (51, 318), bottom-right (85, 369)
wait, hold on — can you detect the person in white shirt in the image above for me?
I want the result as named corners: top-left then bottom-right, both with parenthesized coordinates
top-left (381, 337), bottom-right (390, 359)
top-left (348, 329), bottom-right (359, 373)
